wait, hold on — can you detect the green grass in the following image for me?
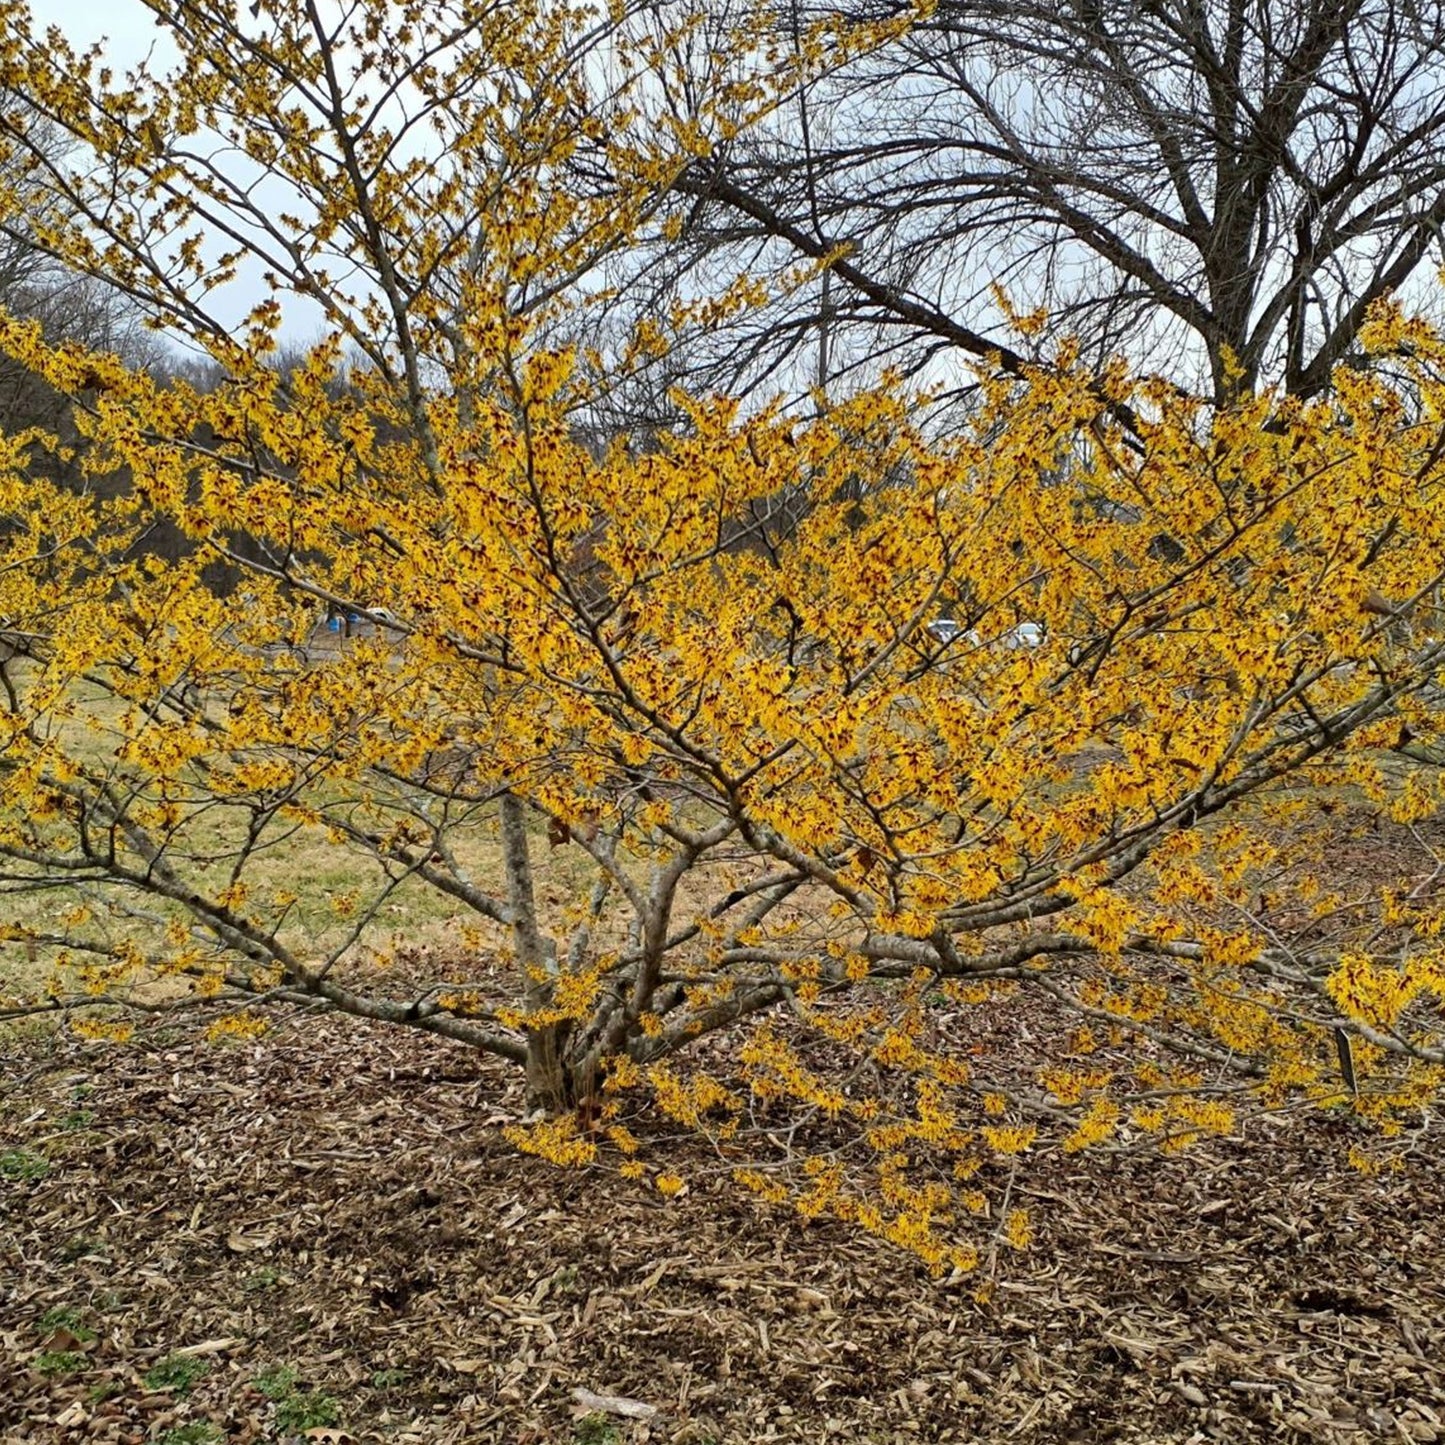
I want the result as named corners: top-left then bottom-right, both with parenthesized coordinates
top-left (274, 1392), bottom-right (341, 1432)
top-left (144, 1353), bottom-right (211, 1394)
top-left (573, 1415), bottom-right (624, 1445)
top-left (253, 1362), bottom-right (340, 1431)
top-left (0, 1148), bottom-right (48, 1181)
top-left (37, 1306), bottom-right (96, 1344)
top-left (252, 1364), bottom-right (299, 1401)
top-left (157, 1425), bottom-right (221, 1445)
top-left (35, 1349), bottom-right (88, 1377)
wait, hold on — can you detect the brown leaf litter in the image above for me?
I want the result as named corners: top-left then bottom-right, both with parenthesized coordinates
top-left (1, 1008), bottom-right (1441, 1444)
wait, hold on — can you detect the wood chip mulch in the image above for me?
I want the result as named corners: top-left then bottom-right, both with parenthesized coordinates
top-left (2, 1012), bottom-right (1442, 1444)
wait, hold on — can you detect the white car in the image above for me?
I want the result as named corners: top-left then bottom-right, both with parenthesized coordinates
top-left (928, 618), bottom-right (1043, 649)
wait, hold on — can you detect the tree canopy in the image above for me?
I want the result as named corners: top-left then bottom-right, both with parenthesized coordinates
top-left (650, 0), bottom-right (1445, 410)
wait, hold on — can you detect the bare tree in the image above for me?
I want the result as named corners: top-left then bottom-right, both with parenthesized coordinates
top-left (658, 0), bottom-right (1445, 407)
top-left (0, 103), bottom-right (159, 450)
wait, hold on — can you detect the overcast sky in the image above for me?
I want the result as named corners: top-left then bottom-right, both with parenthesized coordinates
top-left (44, 0), bottom-right (170, 69)
top-left (43, 0), bottom-right (328, 347)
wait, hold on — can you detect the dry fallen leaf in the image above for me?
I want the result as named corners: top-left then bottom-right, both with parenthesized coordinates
top-left (572, 1387), bottom-right (659, 1420)
top-left (53, 1401), bottom-right (87, 1428)
top-left (172, 1337), bottom-right (244, 1356)
top-left (226, 1228), bottom-right (277, 1253)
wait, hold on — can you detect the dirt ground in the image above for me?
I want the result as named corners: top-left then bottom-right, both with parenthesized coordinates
top-left (2, 1005), bottom-right (1442, 1445)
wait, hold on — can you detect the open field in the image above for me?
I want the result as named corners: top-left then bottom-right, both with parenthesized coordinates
top-left (3, 998), bottom-right (1443, 1445)
top-left (0, 665), bottom-right (503, 983)
top-left (0, 659), bottom-right (612, 1014)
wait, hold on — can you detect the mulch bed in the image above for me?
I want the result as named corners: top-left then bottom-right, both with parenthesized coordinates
top-left (2, 1010), bottom-right (1442, 1444)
